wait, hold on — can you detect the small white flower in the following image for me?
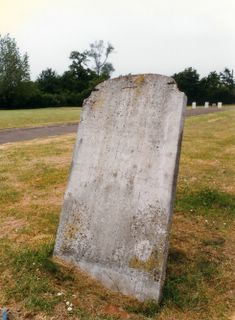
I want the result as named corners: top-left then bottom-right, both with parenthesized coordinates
top-left (57, 292), bottom-right (63, 296)
top-left (205, 220), bottom-right (208, 223)
top-left (67, 306), bottom-right (73, 312)
top-left (66, 301), bottom-right (70, 306)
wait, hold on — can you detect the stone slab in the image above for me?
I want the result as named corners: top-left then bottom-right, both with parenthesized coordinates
top-left (54, 74), bottom-right (186, 302)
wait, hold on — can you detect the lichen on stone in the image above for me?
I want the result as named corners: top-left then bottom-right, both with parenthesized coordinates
top-left (134, 74), bottom-right (145, 86)
top-left (64, 222), bottom-right (80, 240)
top-left (129, 249), bottom-right (159, 274)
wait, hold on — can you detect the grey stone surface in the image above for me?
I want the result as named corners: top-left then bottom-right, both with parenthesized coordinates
top-left (54, 74), bottom-right (186, 302)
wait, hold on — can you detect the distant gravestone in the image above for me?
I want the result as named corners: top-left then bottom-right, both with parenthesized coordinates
top-left (218, 102), bottom-right (222, 109)
top-left (204, 102), bottom-right (209, 108)
top-left (192, 102), bottom-right (196, 109)
top-left (54, 74), bottom-right (186, 302)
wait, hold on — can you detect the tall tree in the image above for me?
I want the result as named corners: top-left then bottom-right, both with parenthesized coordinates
top-left (0, 34), bottom-right (30, 107)
top-left (86, 40), bottom-right (115, 77)
top-left (69, 51), bottom-right (93, 80)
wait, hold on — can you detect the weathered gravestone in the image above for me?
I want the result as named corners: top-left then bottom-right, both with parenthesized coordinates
top-left (54, 74), bottom-right (186, 302)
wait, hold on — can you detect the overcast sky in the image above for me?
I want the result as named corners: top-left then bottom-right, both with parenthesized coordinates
top-left (1, 0), bottom-right (234, 80)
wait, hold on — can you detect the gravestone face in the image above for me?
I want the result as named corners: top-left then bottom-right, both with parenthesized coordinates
top-left (192, 102), bottom-right (196, 109)
top-left (54, 74), bottom-right (186, 302)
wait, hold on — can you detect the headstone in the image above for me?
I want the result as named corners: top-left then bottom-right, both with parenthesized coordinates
top-left (218, 102), bottom-right (222, 109)
top-left (54, 74), bottom-right (186, 302)
top-left (204, 102), bottom-right (209, 108)
top-left (212, 103), bottom-right (217, 107)
top-left (192, 102), bottom-right (196, 109)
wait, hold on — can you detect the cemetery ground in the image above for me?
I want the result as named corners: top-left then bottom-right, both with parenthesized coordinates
top-left (0, 109), bottom-right (234, 319)
top-left (1, 106), bottom-right (234, 145)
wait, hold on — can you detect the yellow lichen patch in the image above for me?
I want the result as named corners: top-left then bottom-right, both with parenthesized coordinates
top-left (134, 75), bottom-right (145, 86)
top-left (129, 250), bottom-right (158, 274)
top-left (133, 75), bottom-right (145, 96)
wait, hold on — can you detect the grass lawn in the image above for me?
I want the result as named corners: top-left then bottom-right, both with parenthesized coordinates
top-left (0, 107), bottom-right (81, 129)
top-left (0, 109), bottom-right (234, 319)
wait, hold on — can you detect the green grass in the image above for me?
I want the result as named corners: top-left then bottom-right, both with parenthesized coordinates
top-left (6, 244), bottom-right (59, 312)
top-left (176, 188), bottom-right (235, 218)
top-left (0, 107), bottom-right (81, 129)
top-left (0, 109), bottom-right (234, 319)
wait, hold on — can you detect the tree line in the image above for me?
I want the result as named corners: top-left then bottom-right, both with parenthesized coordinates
top-left (0, 34), bottom-right (114, 109)
top-left (0, 34), bottom-right (235, 109)
top-left (172, 67), bottom-right (235, 105)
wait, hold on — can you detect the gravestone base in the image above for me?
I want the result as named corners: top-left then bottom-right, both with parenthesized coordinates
top-left (56, 253), bottom-right (164, 301)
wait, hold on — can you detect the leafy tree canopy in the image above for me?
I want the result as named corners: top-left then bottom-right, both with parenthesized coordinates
top-left (173, 67), bottom-right (235, 104)
top-left (0, 34), bottom-right (30, 107)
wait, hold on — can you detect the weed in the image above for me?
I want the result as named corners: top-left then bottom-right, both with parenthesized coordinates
top-left (176, 188), bottom-right (235, 217)
top-left (196, 259), bottom-right (219, 281)
top-left (126, 299), bottom-right (160, 317)
top-left (160, 249), bottom-right (221, 311)
top-left (162, 266), bottom-right (208, 311)
top-left (5, 243), bottom-right (73, 312)
top-left (202, 237), bottom-right (225, 248)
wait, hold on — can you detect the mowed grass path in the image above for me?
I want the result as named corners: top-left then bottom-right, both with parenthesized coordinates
top-left (0, 107), bottom-right (81, 129)
top-left (0, 110), bottom-right (234, 319)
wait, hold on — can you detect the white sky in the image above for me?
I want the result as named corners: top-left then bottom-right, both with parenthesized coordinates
top-left (0, 0), bottom-right (235, 80)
